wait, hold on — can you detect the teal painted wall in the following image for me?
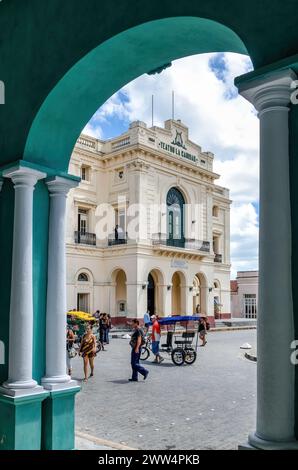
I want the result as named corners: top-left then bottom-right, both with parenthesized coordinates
top-left (2, 1), bottom-right (298, 167)
top-left (33, 181), bottom-right (49, 382)
top-left (0, 181), bottom-right (13, 384)
top-left (24, 16), bottom-right (246, 172)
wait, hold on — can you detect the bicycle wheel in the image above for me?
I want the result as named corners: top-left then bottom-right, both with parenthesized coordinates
top-left (184, 348), bottom-right (197, 365)
top-left (171, 348), bottom-right (185, 366)
top-left (96, 341), bottom-right (102, 353)
top-left (140, 346), bottom-right (150, 361)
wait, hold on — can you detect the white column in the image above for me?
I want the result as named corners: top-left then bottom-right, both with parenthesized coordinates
top-left (238, 69), bottom-right (298, 449)
top-left (1, 166), bottom-right (46, 396)
top-left (42, 176), bottom-right (78, 390)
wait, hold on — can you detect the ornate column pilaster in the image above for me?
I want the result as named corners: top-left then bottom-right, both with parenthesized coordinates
top-left (238, 68), bottom-right (298, 449)
top-left (42, 176), bottom-right (79, 390)
top-left (1, 165), bottom-right (46, 396)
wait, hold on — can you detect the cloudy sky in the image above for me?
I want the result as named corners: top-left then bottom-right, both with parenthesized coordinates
top-left (83, 52), bottom-right (259, 279)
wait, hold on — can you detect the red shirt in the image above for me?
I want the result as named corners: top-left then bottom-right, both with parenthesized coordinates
top-left (152, 320), bottom-right (161, 342)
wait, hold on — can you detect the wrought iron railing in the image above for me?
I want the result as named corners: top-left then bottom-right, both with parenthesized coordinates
top-left (152, 234), bottom-right (210, 253)
top-left (108, 232), bottom-right (128, 246)
top-left (108, 238), bottom-right (128, 246)
top-left (74, 231), bottom-right (96, 246)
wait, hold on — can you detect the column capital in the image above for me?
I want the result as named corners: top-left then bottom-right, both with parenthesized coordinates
top-left (46, 176), bottom-right (79, 196)
top-left (3, 165), bottom-right (46, 187)
top-left (236, 68), bottom-right (297, 115)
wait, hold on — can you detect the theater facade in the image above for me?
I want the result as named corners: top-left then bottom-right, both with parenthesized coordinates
top-left (66, 119), bottom-right (231, 325)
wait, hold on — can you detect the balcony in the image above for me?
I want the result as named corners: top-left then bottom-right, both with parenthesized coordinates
top-left (74, 231), bottom-right (96, 246)
top-left (214, 253), bottom-right (223, 263)
top-left (152, 234), bottom-right (210, 253)
top-left (108, 232), bottom-right (128, 246)
top-left (108, 238), bottom-right (128, 247)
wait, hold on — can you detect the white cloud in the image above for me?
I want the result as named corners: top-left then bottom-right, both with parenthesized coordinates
top-left (84, 52), bottom-right (259, 277)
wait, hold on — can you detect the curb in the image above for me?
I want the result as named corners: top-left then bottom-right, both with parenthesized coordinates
top-left (76, 430), bottom-right (137, 450)
top-left (245, 350), bottom-right (257, 362)
top-left (112, 326), bottom-right (256, 338)
top-left (210, 326), bottom-right (257, 332)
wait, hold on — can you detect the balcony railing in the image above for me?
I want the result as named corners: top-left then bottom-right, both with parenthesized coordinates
top-left (214, 253), bottom-right (223, 263)
top-left (108, 232), bottom-right (128, 246)
top-left (108, 238), bottom-right (128, 246)
top-left (74, 231), bottom-right (96, 246)
top-left (152, 234), bottom-right (210, 253)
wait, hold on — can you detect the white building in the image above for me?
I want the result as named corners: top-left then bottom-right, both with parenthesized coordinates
top-left (66, 119), bottom-right (231, 325)
top-left (231, 271), bottom-right (258, 318)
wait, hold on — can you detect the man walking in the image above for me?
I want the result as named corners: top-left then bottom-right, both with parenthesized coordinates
top-left (129, 319), bottom-right (149, 382)
top-left (151, 315), bottom-right (164, 363)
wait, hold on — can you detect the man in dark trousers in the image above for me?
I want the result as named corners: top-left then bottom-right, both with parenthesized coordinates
top-left (129, 319), bottom-right (149, 382)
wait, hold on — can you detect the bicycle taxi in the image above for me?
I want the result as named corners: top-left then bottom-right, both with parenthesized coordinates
top-left (141, 315), bottom-right (201, 365)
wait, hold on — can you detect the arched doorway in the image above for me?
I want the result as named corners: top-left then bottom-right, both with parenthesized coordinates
top-left (171, 271), bottom-right (186, 315)
top-left (192, 273), bottom-right (207, 316)
top-left (111, 269), bottom-right (127, 318)
top-left (147, 269), bottom-right (164, 316)
top-left (213, 280), bottom-right (221, 319)
top-left (167, 187), bottom-right (185, 248)
top-left (147, 273), bottom-right (155, 316)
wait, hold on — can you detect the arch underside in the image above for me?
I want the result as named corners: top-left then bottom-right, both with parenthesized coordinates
top-left (24, 16), bottom-right (247, 172)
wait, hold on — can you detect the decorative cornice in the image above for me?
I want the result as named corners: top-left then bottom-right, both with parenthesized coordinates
top-left (237, 68), bottom-right (297, 115)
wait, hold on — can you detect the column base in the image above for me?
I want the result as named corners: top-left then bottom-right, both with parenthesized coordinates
top-left (41, 374), bottom-right (74, 391)
top-left (0, 384), bottom-right (44, 397)
top-left (0, 391), bottom-right (49, 450)
top-left (41, 385), bottom-right (80, 450)
top-left (248, 432), bottom-right (298, 450)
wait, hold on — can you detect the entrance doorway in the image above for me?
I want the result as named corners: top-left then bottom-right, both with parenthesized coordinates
top-left (77, 293), bottom-right (90, 312)
top-left (147, 273), bottom-right (155, 316)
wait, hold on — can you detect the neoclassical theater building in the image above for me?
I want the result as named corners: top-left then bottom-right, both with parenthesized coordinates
top-left (66, 119), bottom-right (231, 324)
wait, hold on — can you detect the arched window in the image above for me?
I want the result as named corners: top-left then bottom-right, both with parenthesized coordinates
top-left (78, 273), bottom-right (89, 282)
top-left (166, 188), bottom-right (185, 248)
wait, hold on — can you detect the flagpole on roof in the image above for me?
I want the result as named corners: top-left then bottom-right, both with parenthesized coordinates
top-left (152, 94), bottom-right (154, 127)
top-left (172, 90), bottom-right (175, 120)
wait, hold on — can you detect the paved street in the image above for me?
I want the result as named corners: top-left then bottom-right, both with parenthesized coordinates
top-left (74, 329), bottom-right (256, 450)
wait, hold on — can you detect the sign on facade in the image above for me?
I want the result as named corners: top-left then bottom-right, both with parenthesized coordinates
top-left (171, 259), bottom-right (188, 269)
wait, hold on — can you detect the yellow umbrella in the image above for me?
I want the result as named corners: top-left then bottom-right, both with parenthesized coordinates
top-left (67, 310), bottom-right (95, 322)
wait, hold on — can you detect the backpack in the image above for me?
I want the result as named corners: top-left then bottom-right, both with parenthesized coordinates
top-left (130, 328), bottom-right (146, 348)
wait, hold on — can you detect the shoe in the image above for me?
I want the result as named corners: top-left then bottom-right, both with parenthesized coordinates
top-left (159, 357), bottom-right (164, 363)
top-left (143, 371), bottom-right (149, 380)
top-left (89, 373), bottom-right (94, 378)
top-left (128, 378), bottom-right (138, 382)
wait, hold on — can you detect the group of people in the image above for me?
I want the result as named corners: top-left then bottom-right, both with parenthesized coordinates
top-left (66, 309), bottom-right (112, 382)
top-left (67, 309), bottom-right (210, 384)
top-left (94, 311), bottom-right (112, 347)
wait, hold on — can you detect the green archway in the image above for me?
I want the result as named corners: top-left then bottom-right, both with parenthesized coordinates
top-left (24, 17), bottom-right (247, 171)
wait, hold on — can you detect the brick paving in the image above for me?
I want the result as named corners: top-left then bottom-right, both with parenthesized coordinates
top-left (74, 330), bottom-right (256, 450)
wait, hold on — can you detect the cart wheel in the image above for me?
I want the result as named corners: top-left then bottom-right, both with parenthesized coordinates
top-left (140, 347), bottom-right (150, 361)
top-left (184, 349), bottom-right (197, 365)
top-left (171, 348), bottom-right (185, 366)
